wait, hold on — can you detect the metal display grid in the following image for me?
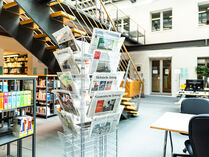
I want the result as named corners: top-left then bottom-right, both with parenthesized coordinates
top-left (56, 36), bottom-right (119, 157)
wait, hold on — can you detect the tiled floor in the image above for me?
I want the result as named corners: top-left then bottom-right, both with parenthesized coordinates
top-left (0, 96), bottom-right (188, 157)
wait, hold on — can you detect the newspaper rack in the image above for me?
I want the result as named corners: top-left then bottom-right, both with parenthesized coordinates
top-left (58, 127), bottom-right (118, 157)
top-left (54, 30), bottom-right (122, 157)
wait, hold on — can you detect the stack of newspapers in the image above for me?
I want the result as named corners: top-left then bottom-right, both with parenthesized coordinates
top-left (52, 26), bottom-right (125, 137)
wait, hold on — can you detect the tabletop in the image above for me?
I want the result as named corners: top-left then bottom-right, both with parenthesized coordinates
top-left (150, 112), bottom-right (194, 134)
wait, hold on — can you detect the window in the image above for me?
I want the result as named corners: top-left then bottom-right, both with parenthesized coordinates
top-left (152, 13), bottom-right (160, 32)
top-left (151, 9), bottom-right (172, 32)
top-left (199, 4), bottom-right (209, 25)
top-left (163, 10), bottom-right (172, 30)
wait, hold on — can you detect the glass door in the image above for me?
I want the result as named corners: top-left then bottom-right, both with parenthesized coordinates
top-left (163, 60), bottom-right (171, 93)
top-left (152, 60), bottom-right (160, 92)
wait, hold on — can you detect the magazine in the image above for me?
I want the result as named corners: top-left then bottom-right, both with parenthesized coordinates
top-left (87, 89), bottom-right (124, 117)
top-left (89, 111), bottom-right (122, 137)
top-left (89, 72), bottom-right (125, 93)
top-left (89, 28), bottom-right (121, 54)
top-left (52, 26), bottom-right (80, 52)
top-left (57, 110), bottom-right (78, 136)
top-left (53, 47), bottom-right (80, 74)
top-left (52, 90), bottom-right (80, 116)
top-left (57, 72), bottom-right (79, 95)
top-left (89, 50), bottom-right (121, 74)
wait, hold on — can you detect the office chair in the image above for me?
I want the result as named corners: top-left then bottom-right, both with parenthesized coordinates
top-left (185, 114), bottom-right (209, 157)
top-left (179, 98), bottom-right (209, 154)
top-left (173, 115), bottom-right (209, 157)
top-left (181, 98), bottom-right (209, 115)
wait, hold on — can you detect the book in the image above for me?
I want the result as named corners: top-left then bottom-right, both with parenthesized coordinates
top-left (16, 91), bottom-right (20, 107)
top-left (11, 92), bottom-right (17, 108)
top-left (20, 91), bottom-right (24, 107)
top-left (7, 92), bottom-right (12, 109)
top-left (3, 92), bottom-right (8, 109)
top-left (0, 93), bottom-right (3, 110)
top-left (13, 116), bottom-right (34, 137)
top-left (27, 91), bottom-right (31, 106)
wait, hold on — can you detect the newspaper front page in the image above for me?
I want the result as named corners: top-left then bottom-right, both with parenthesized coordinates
top-left (87, 89), bottom-right (124, 117)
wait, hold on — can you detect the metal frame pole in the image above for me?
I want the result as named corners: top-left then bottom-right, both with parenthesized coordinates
top-left (32, 78), bottom-right (36, 157)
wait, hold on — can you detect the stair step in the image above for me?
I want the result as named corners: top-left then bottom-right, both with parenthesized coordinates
top-left (46, 45), bottom-right (58, 50)
top-left (3, 2), bottom-right (17, 9)
top-left (47, 0), bottom-right (63, 7)
top-left (41, 37), bottom-right (51, 42)
top-left (20, 19), bottom-right (33, 25)
top-left (121, 102), bottom-right (135, 106)
top-left (50, 11), bottom-right (76, 23)
top-left (71, 28), bottom-right (86, 35)
top-left (34, 33), bottom-right (47, 39)
top-left (124, 106), bottom-right (136, 111)
top-left (123, 92), bottom-right (128, 97)
top-left (126, 110), bottom-right (139, 114)
top-left (122, 97), bottom-right (132, 101)
top-left (19, 8), bottom-right (25, 15)
top-left (20, 19), bottom-right (39, 30)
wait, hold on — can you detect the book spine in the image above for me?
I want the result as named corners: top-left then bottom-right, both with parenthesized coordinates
top-left (7, 92), bottom-right (11, 109)
top-left (4, 92), bottom-right (8, 109)
top-left (17, 91), bottom-right (20, 107)
top-left (0, 93), bottom-right (3, 110)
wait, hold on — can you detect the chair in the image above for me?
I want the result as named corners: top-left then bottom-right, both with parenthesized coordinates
top-left (173, 98), bottom-right (209, 156)
top-left (181, 98), bottom-right (209, 115)
top-left (185, 114), bottom-right (209, 157)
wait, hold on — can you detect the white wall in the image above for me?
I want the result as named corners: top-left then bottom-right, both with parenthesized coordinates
top-left (130, 46), bottom-right (209, 96)
top-left (107, 0), bottom-right (209, 44)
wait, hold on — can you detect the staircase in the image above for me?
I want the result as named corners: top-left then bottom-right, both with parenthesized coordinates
top-left (0, 0), bottom-right (144, 116)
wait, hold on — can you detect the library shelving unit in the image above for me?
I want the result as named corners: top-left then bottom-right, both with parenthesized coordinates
top-left (0, 75), bottom-right (37, 157)
top-left (35, 75), bottom-right (60, 119)
top-left (3, 55), bottom-right (28, 75)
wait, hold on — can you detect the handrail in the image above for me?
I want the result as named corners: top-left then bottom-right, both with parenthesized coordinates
top-left (106, 0), bottom-right (146, 33)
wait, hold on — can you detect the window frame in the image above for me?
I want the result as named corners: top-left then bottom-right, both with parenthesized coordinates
top-left (151, 8), bottom-right (172, 32)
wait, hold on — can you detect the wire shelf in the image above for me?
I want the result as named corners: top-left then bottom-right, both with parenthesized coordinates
top-left (58, 127), bottom-right (118, 157)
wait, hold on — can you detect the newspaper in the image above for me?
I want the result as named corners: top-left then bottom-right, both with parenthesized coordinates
top-left (57, 72), bottom-right (79, 95)
top-left (89, 50), bottom-right (121, 74)
top-left (89, 28), bottom-right (121, 54)
top-left (52, 26), bottom-right (80, 53)
top-left (87, 89), bottom-right (124, 117)
top-left (89, 111), bottom-right (122, 137)
top-left (53, 47), bottom-right (80, 74)
top-left (57, 110), bottom-right (78, 136)
top-left (89, 72), bottom-right (125, 93)
top-left (52, 90), bottom-right (80, 116)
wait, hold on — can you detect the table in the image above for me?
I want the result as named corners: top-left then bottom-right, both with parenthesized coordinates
top-left (176, 90), bottom-right (209, 105)
top-left (150, 112), bottom-right (194, 157)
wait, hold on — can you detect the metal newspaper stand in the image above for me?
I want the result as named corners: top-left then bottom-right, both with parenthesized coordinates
top-left (56, 33), bottom-right (121, 157)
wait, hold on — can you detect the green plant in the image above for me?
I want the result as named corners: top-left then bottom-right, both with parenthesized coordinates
top-left (196, 65), bottom-right (209, 79)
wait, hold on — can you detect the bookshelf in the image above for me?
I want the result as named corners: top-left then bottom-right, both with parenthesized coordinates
top-left (3, 55), bottom-right (28, 75)
top-left (0, 75), bottom-right (37, 157)
top-left (35, 75), bottom-right (60, 119)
